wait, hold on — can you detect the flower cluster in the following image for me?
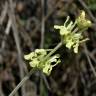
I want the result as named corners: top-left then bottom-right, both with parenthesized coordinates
top-left (76, 10), bottom-right (92, 29)
top-left (54, 11), bottom-right (92, 53)
top-left (24, 11), bottom-right (92, 76)
top-left (24, 49), bottom-right (60, 75)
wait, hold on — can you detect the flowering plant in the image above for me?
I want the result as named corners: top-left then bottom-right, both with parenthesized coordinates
top-left (24, 10), bottom-right (92, 75)
top-left (54, 11), bottom-right (91, 53)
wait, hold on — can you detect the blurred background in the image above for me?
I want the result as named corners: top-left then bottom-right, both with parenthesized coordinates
top-left (0, 0), bottom-right (96, 96)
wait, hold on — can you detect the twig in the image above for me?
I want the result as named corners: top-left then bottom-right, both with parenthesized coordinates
top-left (84, 44), bottom-right (96, 77)
top-left (31, 0), bottom-right (61, 37)
top-left (40, 0), bottom-right (45, 48)
top-left (87, 51), bottom-right (96, 65)
top-left (0, 80), bottom-right (4, 96)
top-left (41, 72), bottom-right (51, 91)
top-left (9, 69), bottom-right (36, 96)
top-left (0, 2), bottom-right (8, 25)
top-left (40, 0), bottom-right (51, 91)
top-left (1, 18), bottom-right (12, 49)
top-left (8, 0), bottom-right (26, 95)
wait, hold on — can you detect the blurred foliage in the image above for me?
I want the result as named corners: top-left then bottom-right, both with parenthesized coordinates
top-left (0, 0), bottom-right (96, 96)
top-left (87, 0), bottom-right (96, 10)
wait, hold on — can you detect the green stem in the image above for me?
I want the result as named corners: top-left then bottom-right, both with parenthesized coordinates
top-left (9, 69), bottom-right (36, 96)
top-left (44, 42), bottom-right (62, 61)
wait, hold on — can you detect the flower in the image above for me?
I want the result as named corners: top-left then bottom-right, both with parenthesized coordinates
top-left (24, 49), bottom-right (60, 75)
top-left (54, 16), bottom-right (76, 36)
top-left (54, 11), bottom-right (91, 53)
top-left (76, 10), bottom-right (92, 29)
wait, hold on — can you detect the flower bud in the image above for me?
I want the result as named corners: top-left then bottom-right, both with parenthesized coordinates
top-left (76, 10), bottom-right (92, 29)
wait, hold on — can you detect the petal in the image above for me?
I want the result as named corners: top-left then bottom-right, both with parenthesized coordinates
top-left (24, 52), bottom-right (34, 60)
top-left (54, 25), bottom-right (61, 29)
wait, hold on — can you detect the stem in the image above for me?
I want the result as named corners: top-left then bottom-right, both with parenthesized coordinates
top-left (44, 42), bottom-right (62, 61)
top-left (9, 69), bottom-right (36, 96)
